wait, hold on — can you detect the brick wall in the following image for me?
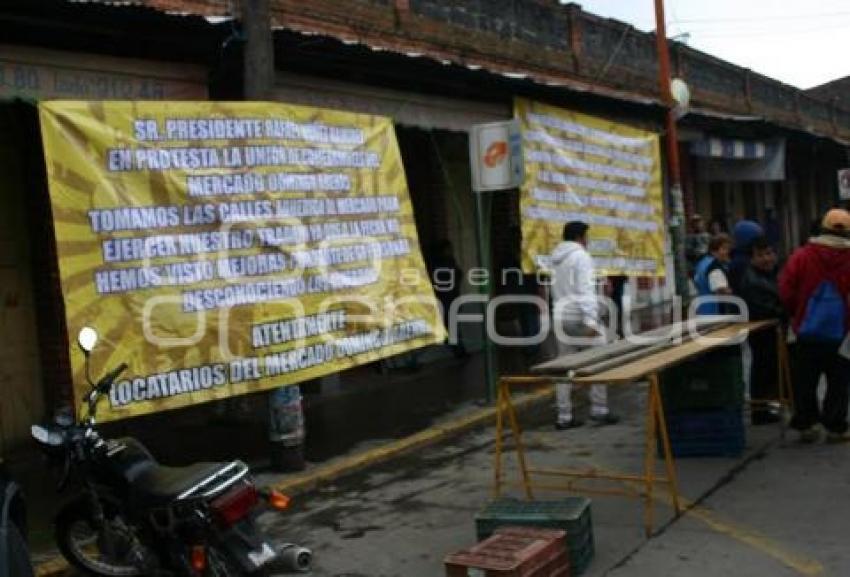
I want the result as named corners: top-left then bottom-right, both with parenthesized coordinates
top-left (104, 0), bottom-right (848, 141)
top-left (410, 0), bottom-right (569, 52)
top-left (276, 0), bottom-right (849, 141)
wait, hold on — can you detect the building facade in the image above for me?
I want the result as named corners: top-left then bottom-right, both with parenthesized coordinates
top-left (1, 0), bottom-right (848, 454)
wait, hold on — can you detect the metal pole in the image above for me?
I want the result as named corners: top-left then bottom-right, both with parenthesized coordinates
top-left (474, 191), bottom-right (496, 402)
top-left (242, 0), bottom-right (305, 471)
top-left (654, 0), bottom-right (689, 299)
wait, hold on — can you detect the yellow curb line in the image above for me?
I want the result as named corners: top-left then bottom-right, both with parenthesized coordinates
top-left (678, 496), bottom-right (824, 577)
top-left (274, 386), bottom-right (554, 496)
top-left (586, 449), bottom-right (823, 577)
top-left (34, 386), bottom-right (554, 577)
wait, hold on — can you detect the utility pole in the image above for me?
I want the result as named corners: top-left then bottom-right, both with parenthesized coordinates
top-left (243, 0), bottom-right (275, 99)
top-left (242, 0), bottom-right (305, 471)
top-left (653, 0), bottom-right (689, 299)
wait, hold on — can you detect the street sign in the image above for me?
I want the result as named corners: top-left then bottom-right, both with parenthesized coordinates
top-left (838, 168), bottom-right (850, 200)
top-left (468, 119), bottom-right (524, 401)
top-left (469, 120), bottom-right (523, 192)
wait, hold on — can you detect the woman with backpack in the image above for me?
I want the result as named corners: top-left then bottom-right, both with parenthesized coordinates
top-left (779, 209), bottom-right (850, 443)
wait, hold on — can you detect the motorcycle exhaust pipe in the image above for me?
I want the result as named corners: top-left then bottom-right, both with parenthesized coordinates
top-left (275, 543), bottom-right (312, 573)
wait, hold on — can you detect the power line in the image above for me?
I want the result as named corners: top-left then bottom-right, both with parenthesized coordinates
top-left (685, 20), bottom-right (850, 38)
top-left (672, 10), bottom-right (850, 24)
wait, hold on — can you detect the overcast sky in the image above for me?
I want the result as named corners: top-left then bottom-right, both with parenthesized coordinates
top-left (568, 0), bottom-right (849, 89)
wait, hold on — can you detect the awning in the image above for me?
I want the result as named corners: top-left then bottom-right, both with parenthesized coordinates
top-left (690, 137), bottom-right (771, 159)
top-left (693, 138), bottom-right (786, 181)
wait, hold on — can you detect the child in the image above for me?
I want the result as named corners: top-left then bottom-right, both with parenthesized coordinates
top-left (738, 236), bottom-right (783, 424)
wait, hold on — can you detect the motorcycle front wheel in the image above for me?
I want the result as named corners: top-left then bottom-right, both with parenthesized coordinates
top-left (5, 522), bottom-right (35, 577)
top-left (55, 500), bottom-right (147, 577)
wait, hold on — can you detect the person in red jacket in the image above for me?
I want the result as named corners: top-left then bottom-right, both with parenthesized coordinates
top-left (779, 208), bottom-right (850, 443)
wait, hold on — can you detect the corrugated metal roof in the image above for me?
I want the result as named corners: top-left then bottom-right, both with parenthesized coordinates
top-left (273, 22), bottom-right (662, 109)
top-left (272, 24), bottom-right (850, 143)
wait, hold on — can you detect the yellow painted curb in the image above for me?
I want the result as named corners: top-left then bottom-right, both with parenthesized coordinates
top-left (33, 386), bottom-right (554, 577)
top-left (274, 386), bottom-right (555, 495)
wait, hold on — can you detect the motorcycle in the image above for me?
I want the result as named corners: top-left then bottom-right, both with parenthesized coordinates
top-left (0, 463), bottom-right (33, 577)
top-left (31, 326), bottom-right (312, 576)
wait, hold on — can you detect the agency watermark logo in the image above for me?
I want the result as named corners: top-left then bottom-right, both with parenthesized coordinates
top-left (131, 216), bottom-right (753, 360)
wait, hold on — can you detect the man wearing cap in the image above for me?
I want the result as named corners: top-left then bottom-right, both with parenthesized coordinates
top-left (780, 208), bottom-right (850, 443)
top-left (550, 221), bottom-right (618, 429)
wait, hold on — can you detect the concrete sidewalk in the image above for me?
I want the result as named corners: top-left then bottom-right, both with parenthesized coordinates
top-left (30, 372), bottom-right (841, 576)
top-left (608, 439), bottom-right (843, 576)
top-left (257, 383), bottom-right (818, 577)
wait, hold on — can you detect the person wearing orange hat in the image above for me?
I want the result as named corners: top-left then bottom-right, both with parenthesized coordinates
top-left (821, 208), bottom-right (850, 231)
top-left (779, 208), bottom-right (850, 443)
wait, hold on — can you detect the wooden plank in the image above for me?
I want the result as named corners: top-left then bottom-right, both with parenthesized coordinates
top-left (530, 317), bottom-right (734, 375)
top-left (571, 320), bottom-right (776, 385)
top-left (574, 340), bottom-right (674, 376)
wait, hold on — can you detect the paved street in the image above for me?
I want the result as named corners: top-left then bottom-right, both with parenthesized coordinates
top-left (262, 384), bottom-right (846, 577)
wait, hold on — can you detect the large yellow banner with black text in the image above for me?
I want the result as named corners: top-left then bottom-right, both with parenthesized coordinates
top-left (39, 101), bottom-right (445, 422)
top-left (516, 98), bottom-right (666, 277)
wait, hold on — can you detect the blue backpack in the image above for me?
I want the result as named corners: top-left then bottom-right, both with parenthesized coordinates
top-left (798, 280), bottom-right (847, 342)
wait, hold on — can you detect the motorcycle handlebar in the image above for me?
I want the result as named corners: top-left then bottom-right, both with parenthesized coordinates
top-left (86, 362), bottom-right (128, 420)
top-left (97, 362), bottom-right (128, 393)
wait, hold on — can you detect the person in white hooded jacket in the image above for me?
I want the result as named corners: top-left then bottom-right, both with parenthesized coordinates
top-left (550, 221), bottom-right (619, 429)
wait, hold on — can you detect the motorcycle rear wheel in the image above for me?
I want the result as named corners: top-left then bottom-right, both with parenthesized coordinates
top-left (55, 500), bottom-right (146, 577)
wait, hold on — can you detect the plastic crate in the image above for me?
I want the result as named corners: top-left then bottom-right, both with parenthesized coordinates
top-left (476, 498), bottom-right (594, 575)
top-left (445, 547), bottom-right (567, 577)
top-left (476, 498), bottom-right (592, 540)
top-left (495, 527), bottom-right (573, 577)
top-left (445, 527), bottom-right (567, 577)
top-left (571, 542), bottom-right (595, 576)
top-left (660, 348), bottom-right (744, 412)
top-left (495, 528), bottom-right (572, 577)
top-left (660, 409), bottom-right (746, 458)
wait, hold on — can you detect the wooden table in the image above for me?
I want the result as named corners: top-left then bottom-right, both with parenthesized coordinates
top-left (493, 320), bottom-right (792, 536)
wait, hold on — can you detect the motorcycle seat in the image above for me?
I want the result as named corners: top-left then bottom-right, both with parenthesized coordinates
top-left (131, 462), bottom-right (229, 505)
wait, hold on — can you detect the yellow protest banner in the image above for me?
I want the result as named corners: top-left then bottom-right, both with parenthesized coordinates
top-left (515, 98), bottom-right (666, 277)
top-left (39, 101), bottom-right (446, 422)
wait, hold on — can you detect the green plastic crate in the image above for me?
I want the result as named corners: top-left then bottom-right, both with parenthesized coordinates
top-left (476, 498), bottom-right (594, 574)
top-left (572, 540), bottom-right (595, 576)
top-left (658, 408), bottom-right (746, 458)
top-left (660, 348), bottom-right (744, 412)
